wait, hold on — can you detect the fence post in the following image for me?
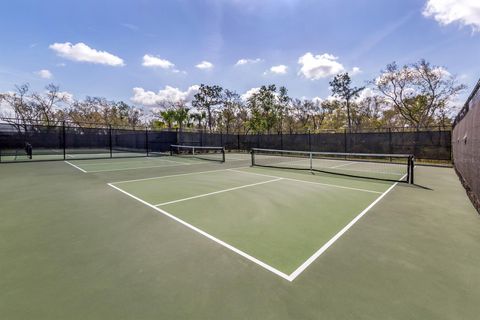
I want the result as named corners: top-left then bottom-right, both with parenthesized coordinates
top-left (280, 132), bottom-right (283, 150)
top-left (62, 121), bottom-right (66, 160)
top-left (109, 125), bottom-right (113, 158)
top-left (308, 130), bottom-right (312, 152)
top-left (344, 129), bottom-right (348, 153)
top-left (145, 127), bottom-right (149, 157)
top-left (388, 127), bottom-right (392, 162)
top-left (237, 134), bottom-right (240, 151)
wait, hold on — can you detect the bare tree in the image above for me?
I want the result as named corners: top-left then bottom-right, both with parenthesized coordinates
top-left (374, 59), bottom-right (466, 129)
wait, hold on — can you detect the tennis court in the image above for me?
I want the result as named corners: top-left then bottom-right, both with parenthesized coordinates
top-left (108, 166), bottom-right (396, 280)
top-left (2, 146), bottom-right (480, 319)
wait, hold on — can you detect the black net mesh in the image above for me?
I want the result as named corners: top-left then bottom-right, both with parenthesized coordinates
top-left (251, 148), bottom-right (414, 183)
top-left (64, 126), bottom-right (110, 159)
top-left (170, 144), bottom-right (225, 162)
top-left (452, 79), bottom-right (480, 212)
top-left (112, 129), bottom-right (147, 157)
top-left (148, 131), bottom-right (177, 155)
top-left (0, 124), bottom-right (452, 163)
top-left (0, 123), bottom-right (64, 161)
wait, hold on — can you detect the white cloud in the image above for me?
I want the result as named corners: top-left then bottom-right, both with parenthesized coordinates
top-left (235, 58), bottom-right (262, 66)
top-left (142, 54), bottom-right (175, 69)
top-left (131, 85), bottom-right (200, 106)
top-left (36, 69), bottom-right (53, 79)
top-left (354, 87), bottom-right (376, 102)
top-left (269, 65), bottom-right (288, 74)
top-left (57, 91), bottom-right (75, 103)
top-left (311, 96), bottom-right (323, 104)
top-left (240, 87), bottom-right (261, 101)
top-left (297, 52), bottom-right (345, 80)
top-left (423, 0), bottom-right (480, 31)
top-left (351, 67), bottom-right (362, 75)
top-left (49, 42), bottom-right (125, 66)
top-left (196, 61), bottom-right (214, 70)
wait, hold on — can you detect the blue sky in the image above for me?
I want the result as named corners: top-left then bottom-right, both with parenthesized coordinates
top-left (0, 0), bottom-right (479, 108)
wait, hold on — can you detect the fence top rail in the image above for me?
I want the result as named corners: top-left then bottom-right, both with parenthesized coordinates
top-left (0, 118), bottom-right (452, 134)
top-left (453, 78), bottom-right (480, 127)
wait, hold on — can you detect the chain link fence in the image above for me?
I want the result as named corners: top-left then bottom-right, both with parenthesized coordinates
top-left (452, 79), bottom-right (480, 213)
top-left (0, 121), bottom-right (451, 163)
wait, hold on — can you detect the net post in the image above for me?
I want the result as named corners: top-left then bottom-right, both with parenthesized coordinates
top-left (222, 147), bottom-right (226, 162)
top-left (309, 152), bottom-right (313, 172)
top-left (62, 121), bottom-right (66, 160)
top-left (109, 125), bottom-right (113, 158)
top-left (408, 156), bottom-right (415, 184)
top-left (251, 149), bottom-right (255, 166)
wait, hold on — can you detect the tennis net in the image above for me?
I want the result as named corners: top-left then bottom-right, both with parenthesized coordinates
top-left (251, 148), bottom-right (414, 183)
top-left (170, 145), bottom-right (226, 162)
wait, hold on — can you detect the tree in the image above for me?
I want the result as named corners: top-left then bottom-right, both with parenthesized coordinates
top-left (192, 84), bottom-right (223, 132)
top-left (158, 109), bottom-right (176, 130)
top-left (329, 73), bottom-right (365, 130)
top-left (247, 85), bottom-right (281, 133)
top-left (190, 112), bottom-right (206, 129)
top-left (0, 84), bottom-right (35, 131)
top-left (30, 84), bottom-right (69, 127)
top-left (374, 59), bottom-right (466, 129)
top-left (220, 89), bottom-right (241, 134)
top-left (275, 86), bottom-right (290, 133)
top-left (172, 103), bottom-right (190, 130)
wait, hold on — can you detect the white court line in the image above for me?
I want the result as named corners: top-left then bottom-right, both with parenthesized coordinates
top-left (154, 178), bottom-right (283, 206)
top-left (110, 167), bottom-right (249, 184)
top-left (108, 183), bottom-right (292, 281)
top-left (227, 169), bottom-right (383, 194)
top-left (64, 161), bottom-right (87, 173)
top-left (108, 171), bottom-right (405, 281)
top-left (288, 174), bottom-right (407, 281)
top-left (74, 157), bottom-right (190, 166)
top-left (86, 163), bottom-right (190, 173)
top-left (329, 162), bottom-right (357, 169)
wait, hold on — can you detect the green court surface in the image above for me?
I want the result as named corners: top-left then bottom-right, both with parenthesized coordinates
top-left (1, 154), bottom-right (480, 319)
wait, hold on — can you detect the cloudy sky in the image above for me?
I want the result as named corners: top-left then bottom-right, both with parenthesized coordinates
top-left (0, 0), bottom-right (479, 108)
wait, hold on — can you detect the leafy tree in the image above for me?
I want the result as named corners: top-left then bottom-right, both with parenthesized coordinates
top-left (190, 112), bottom-right (206, 129)
top-left (192, 84), bottom-right (223, 132)
top-left (159, 109), bottom-right (176, 130)
top-left (219, 89), bottom-right (241, 134)
top-left (330, 73), bottom-right (365, 130)
top-left (172, 103), bottom-right (190, 130)
top-left (247, 85), bottom-right (281, 133)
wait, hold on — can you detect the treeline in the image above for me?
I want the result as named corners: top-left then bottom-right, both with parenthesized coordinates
top-left (0, 59), bottom-right (466, 133)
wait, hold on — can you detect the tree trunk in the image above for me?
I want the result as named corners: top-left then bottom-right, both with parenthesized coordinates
top-left (207, 108), bottom-right (212, 132)
top-left (346, 100), bottom-right (352, 130)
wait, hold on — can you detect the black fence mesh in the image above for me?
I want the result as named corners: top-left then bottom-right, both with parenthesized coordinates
top-left (0, 122), bottom-right (452, 163)
top-left (452, 79), bottom-right (480, 213)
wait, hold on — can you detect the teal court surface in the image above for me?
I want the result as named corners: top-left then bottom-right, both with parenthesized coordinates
top-left (2, 152), bottom-right (480, 319)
